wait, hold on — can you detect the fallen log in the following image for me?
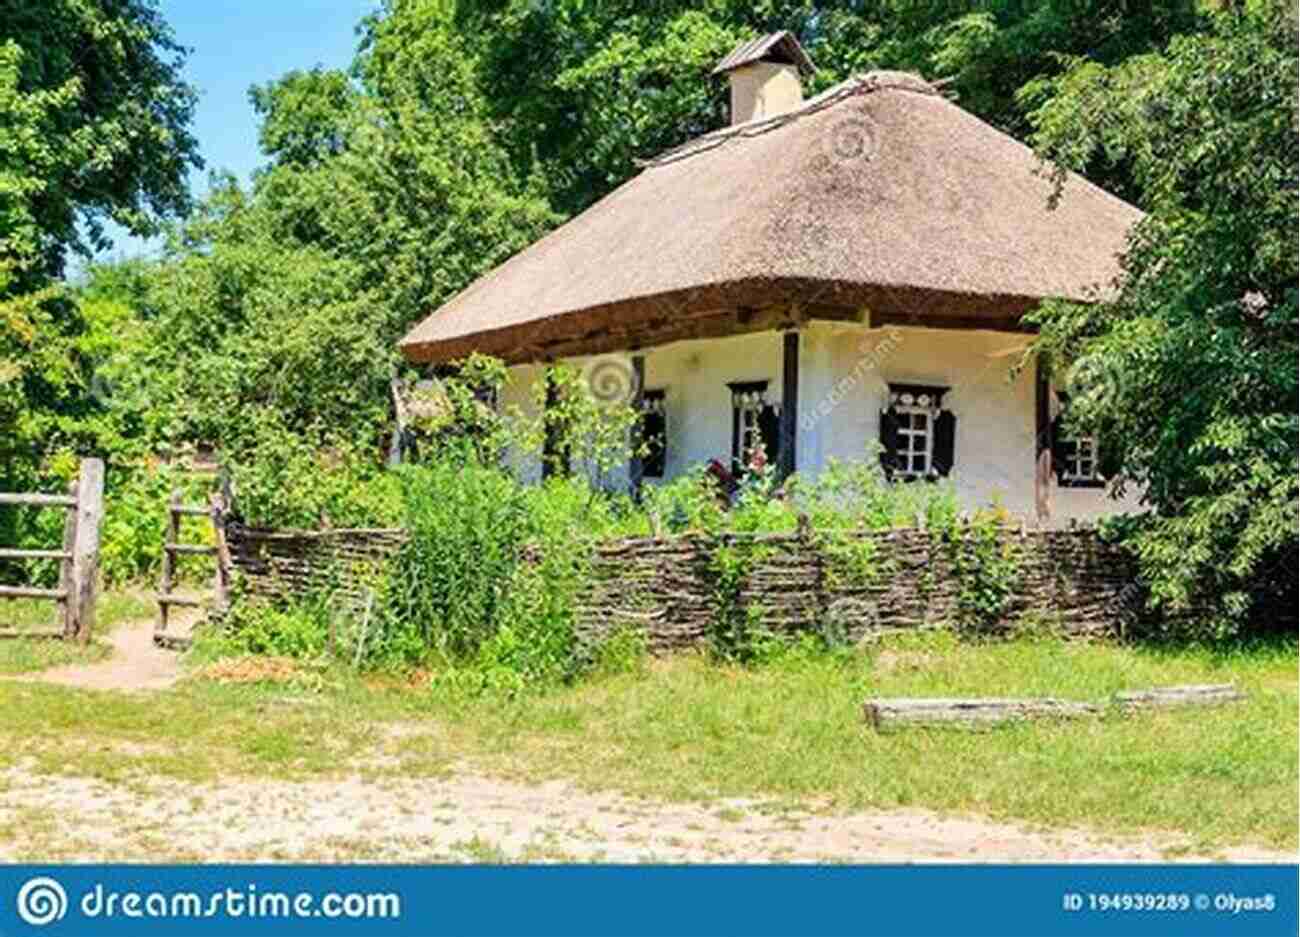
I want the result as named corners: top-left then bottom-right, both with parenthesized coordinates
top-left (1115, 683), bottom-right (1244, 710)
top-left (865, 683), bottom-right (1243, 730)
top-left (864, 697), bottom-right (1101, 730)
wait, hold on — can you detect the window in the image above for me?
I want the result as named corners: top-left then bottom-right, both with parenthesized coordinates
top-left (1052, 392), bottom-right (1105, 488)
top-left (880, 384), bottom-right (954, 481)
top-left (641, 390), bottom-right (667, 478)
top-left (728, 380), bottom-right (780, 472)
top-left (894, 405), bottom-right (934, 479)
top-left (1058, 434), bottom-right (1099, 484)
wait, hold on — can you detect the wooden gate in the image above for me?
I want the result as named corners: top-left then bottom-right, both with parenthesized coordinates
top-left (0, 458), bottom-right (105, 642)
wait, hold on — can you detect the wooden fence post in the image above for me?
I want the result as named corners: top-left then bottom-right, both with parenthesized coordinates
top-left (157, 490), bottom-right (180, 637)
top-left (71, 458), bottom-right (104, 644)
top-left (59, 479), bottom-right (79, 638)
top-left (209, 488), bottom-right (232, 615)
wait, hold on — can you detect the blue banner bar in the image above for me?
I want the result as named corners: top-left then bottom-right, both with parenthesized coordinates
top-left (0, 865), bottom-right (1295, 936)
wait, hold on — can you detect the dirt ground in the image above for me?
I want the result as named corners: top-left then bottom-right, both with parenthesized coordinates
top-left (21, 617), bottom-right (186, 691)
top-left (2, 759), bottom-right (1290, 863)
top-left (4, 618), bottom-right (1293, 864)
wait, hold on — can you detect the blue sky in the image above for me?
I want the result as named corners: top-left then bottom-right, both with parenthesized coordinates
top-left (95, 0), bottom-right (378, 261)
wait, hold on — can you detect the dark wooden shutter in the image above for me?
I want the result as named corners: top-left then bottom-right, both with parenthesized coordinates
top-left (758, 404), bottom-right (780, 466)
top-left (1098, 439), bottom-right (1121, 480)
top-left (932, 410), bottom-right (956, 477)
top-left (878, 407), bottom-right (900, 477)
top-left (1049, 414), bottom-right (1067, 483)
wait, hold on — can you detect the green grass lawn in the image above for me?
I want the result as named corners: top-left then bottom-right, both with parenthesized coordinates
top-left (0, 591), bottom-right (152, 675)
top-left (0, 612), bottom-right (1294, 852)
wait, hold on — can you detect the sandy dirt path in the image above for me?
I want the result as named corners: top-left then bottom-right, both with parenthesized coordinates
top-left (1, 762), bottom-right (1290, 864)
top-left (20, 616), bottom-right (191, 692)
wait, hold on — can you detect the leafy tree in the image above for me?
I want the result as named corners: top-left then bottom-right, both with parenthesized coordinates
top-left (1, 0), bottom-right (200, 553)
top-left (425, 0), bottom-right (1201, 214)
top-left (0, 0), bottom-right (201, 282)
top-left (1024, 3), bottom-right (1298, 634)
top-left (115, 12), bottom-right (556, 524)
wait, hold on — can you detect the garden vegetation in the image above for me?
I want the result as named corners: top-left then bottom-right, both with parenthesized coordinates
top-left (2, 0), bottom-right (1295, 665)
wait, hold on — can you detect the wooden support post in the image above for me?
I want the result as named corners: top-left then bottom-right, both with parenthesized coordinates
top-left (628, 354), bottom-right (646, 499)
top-left (58, 480), bottom-right (78, 638)
top-left (1034, 355), bottom-right (1052, 525)
top-left (71, 458), bottom-right (104, 644)
top-left (157, 490), bottom-right (180, 638)
top-left (209, 488), bottom-right (232, 616)
top-left (779, 330), bottom-right (799, 480)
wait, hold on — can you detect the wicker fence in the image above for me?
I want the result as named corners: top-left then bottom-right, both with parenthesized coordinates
top-left (224, 520), bottom-right (1141, 650)
top-left (574, 526), bottom-right (1139, 651)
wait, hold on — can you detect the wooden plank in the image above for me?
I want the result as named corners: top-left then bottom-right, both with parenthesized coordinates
top-left (165, 543), bottom-right (217, 555)
top-left (0, 493), bottom-right (76, 507)
top-left (156, 594), bottom-right (203, 608)
top-left (71, 457), bottom-right (105, 644)
top-left (0, 585), bottom-right (67, 600)
top-left (0, 629), bottom-right (64, 640)
top-left (153, 632), bottom-right (192, 650)
top-left (0, 548), bottom-right (72, 560)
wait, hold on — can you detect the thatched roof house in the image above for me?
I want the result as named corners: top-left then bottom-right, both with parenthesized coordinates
top-left (399, 33), bottom-right (1142, 522)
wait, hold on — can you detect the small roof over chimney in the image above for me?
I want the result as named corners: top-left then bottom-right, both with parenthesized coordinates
top-left (713, 31), bottom-right (815, 126)
top-left (711, 31), bottom-right (815, 77)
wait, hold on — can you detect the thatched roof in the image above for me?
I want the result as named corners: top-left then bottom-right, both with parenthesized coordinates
top-left (400, 72), bottom-right (1142, 365)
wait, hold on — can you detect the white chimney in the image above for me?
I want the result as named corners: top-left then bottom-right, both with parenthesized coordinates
top-left (712, 31), bottom-right (815, 127)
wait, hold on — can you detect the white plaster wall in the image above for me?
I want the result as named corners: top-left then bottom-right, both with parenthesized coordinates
top-left (806, 322), bottom-right (1141, 522)
top-left (498, 325), bottom-right (1139, 522)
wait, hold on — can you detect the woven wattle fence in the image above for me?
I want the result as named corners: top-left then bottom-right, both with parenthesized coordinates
top-left (575, 527), bottom-right (1139, 651)
top-left (224, 523), bottom-right (407, 610)
top-left (224, 521), bottom-right (1141, 650)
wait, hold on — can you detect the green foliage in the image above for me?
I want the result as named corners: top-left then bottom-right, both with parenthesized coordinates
top-left (1023, 5), bottom-right (1298, 637)
top-left (371, 456), bottom-right (625, 688)
top-left (706, 538), bottom-right (776, 663)
top-left (99, 462), bottom-right (216, 586)
top-left (442, 0), bottom-right (1199, 215)
top-left (218, 597), bottom-right (333, 660)
top-left (0, 0), bottom-right (200, 281)
top-left (938, 513), bottom-right (1023, 632)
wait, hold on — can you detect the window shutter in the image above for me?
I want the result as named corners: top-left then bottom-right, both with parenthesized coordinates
top-left (932, 409), bottom-right (956, 477)
top-left (1098, 439), bottom-right (1121, 480)
top-left (758, 404), bottom-right (780, 466)
top-left (878, 407), bottom-right (900, 477)
top-left (1049, 414), bottom-right (1067, 483)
